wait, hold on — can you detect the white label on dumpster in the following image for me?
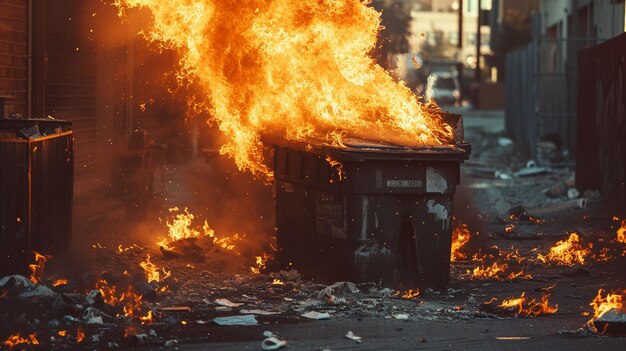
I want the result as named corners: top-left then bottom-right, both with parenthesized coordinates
top-left (427, 200), bottom-right (450, 230)
top-left (386, 179), bottom-right (422, 188)
top-left (426, 167), bottom-right (447, 193)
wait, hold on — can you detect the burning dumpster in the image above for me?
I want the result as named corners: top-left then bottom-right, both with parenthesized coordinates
top-left (272, 111), bottom-right (469, 288)
top-left (0, 118), bottom-right (74, 276)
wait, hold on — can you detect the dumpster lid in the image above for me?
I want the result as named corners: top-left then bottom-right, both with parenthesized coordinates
top-left (266, 135), bottom-right (470, 162)
top-left (0, 118), bottom-right (72, 141)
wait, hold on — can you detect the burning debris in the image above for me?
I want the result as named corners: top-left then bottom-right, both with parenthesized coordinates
top-left (28, 252), bottom-right (49, 285)
top-left (537, 233), bottom-right (591, 266)
top-left (158, 207), bottom-right (241, 252)
top-left (585, 289), bottom-right (626, 335)
top-left (480, 292), bottom-right (558, 317)
top-left (139, 255), bottom-right (171, 283)
top-left (451, 224), bottom-right (471, 262)
top-left (3, 333), bottom-right (39, 350)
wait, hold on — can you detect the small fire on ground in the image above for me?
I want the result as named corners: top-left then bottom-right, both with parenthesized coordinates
top-left (537, 233), bottom-right (591, 266)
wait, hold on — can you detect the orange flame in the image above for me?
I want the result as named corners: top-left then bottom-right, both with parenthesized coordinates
top-left (53, 279), bottom-right (69, 287)
top-left (97, 279), bottom-right (120, 305)
top-left (122, 286), bottom-right (143, 318)
top-left (114, 0), bottom-right (454, 178)
top-left (159, 207), bottom-right (240, 250)
top-left (139, 254), bottom-right (171, 283)
top-left (325, 155), bottom-right (345, 182)
top-left (537, 233), bottom-right (590, 266)
top-left (589, 289), bottom-right (624, 320)
top-left (29, 251), bottom-right (49, 284)
top-left (497, 292), bottom-right (558, 316)
top-left (140, 310), bottom-right (155, 324)
top-left (250, 252), bottom-right (271, 274)
top-left (76, 327), bottom-right (85, 343)
top-left (617, 219), bottom-right (626, 244)
top-left (470, 261), bottom-right (530, 281)
top-left (471, 261), bottom-right (508, 280)
top-left (3, 333), bottom-right (38, 350)
top-left (401, 289), bottom-right (420, 299)
top-left (272, 279), bottom-right (284, 285)
top-left (451, 224), bottom-right (470, 261)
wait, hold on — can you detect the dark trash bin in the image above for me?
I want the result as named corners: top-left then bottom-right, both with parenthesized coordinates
top-left (0, 118), bottom-right (74, 276)
top-left (271, 113), bottom-right (469, 288)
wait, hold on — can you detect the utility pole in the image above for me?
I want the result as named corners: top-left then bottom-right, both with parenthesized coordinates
top-left (475, 0), bottom-right (481, 83)
top-left (457, 0), bottom-right (464, 103)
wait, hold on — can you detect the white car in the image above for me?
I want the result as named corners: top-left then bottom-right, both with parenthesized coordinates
top-left (428, 72), bottom-right (460, 106)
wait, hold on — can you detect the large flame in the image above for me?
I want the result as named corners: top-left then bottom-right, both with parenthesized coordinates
top-left (114, 0), bottom-right (453, 178)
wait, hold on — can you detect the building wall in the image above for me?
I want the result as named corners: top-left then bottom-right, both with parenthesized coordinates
top-left (410, 9), bottom-right (491, 63)
top-left (541, 0), bottom-right (625, 39)
top-left (0, 0), bottom-right (28, 115)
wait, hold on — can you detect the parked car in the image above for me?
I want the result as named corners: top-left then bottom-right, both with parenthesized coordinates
top-left (428, 72), bottom-right (460, 106)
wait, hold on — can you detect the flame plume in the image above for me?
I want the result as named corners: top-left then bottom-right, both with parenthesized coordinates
top-left (115, 0), bottom-right (454, 178)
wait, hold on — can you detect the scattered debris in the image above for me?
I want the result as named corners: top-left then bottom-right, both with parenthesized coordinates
top-left (301, 311), bottom-right (331, 320)
top-left (160, 306), bottom-right (192, 312)
top-left (164, 339), bottom-right (179, 348)
top-left (344, 331), bottom-right (362, 343)
top-left (214, 298), bottom-right (243, 308)
top-left (240, 309), bottom-right (280, 315)
top-left (262, 331), bottom-right (287, 350)
top-left (392, 313), bottom-right (410, 320)
top-left (212, 314), bottom-right (258, 326)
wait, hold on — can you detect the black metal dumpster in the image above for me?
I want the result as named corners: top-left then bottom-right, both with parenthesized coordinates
top-left (0, 118), bottom-right (74, 276)
top-left (271, 114), bottom-right (469, 288)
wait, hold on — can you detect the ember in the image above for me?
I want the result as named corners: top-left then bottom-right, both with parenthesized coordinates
top-left (537, 233), bottom-right (590, 266)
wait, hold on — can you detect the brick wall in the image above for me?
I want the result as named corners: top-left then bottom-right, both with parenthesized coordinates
top-left (0, 0), bottom-right (28, 115)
